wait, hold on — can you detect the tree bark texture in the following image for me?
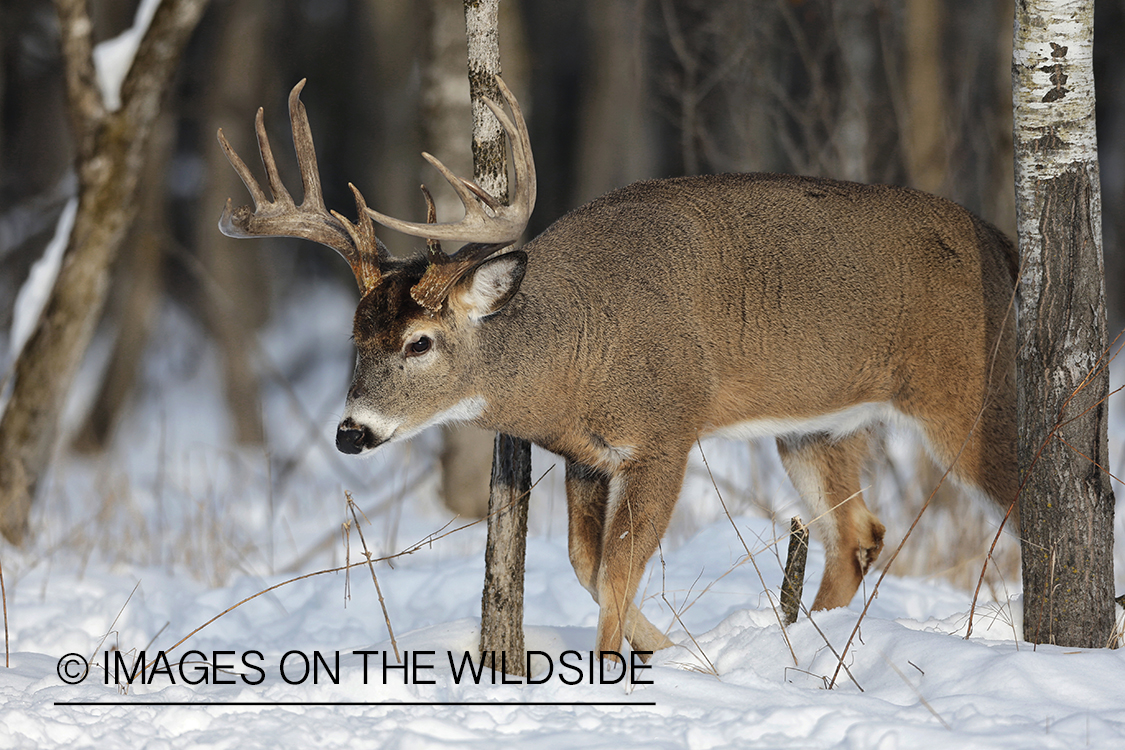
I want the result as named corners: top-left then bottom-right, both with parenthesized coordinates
top-left (480, 432), bottom-right (530, 674)
top-left (466, 0), bottom-right (531, 676)
top-left (464, 0), bottom-right (509, 206)
top-left (0, 0), bottom-right (210, 543)
top-left (1013, 0), bottom-right (1116, 647)
top-left (72, 112), bottom-right (173, 454)
top-left (780, 516), bottom-right (809, 627)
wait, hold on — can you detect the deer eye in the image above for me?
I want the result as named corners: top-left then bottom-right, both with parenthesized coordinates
top-left (406, 335), bottom-right (432, 356)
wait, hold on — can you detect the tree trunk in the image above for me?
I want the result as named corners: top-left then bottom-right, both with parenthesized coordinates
top-left (1013, 0), bottom-right (1116, 647)
top-left (0, 0), bottom-right (75, 336)
top-left (363, 0), bottom-right (425, 259)
top-left (903, 0), bottom-right (948, 195)
top-left (465, 0), bottom-right (530, 677)
top-left (0, 0), bottom-right (210, 544)
top-left (71, 112), bottom-right (172, 454)
top-left (480, 432), bottom-right (530, 674)
top-left (574, 0), bottom-right (658, 206)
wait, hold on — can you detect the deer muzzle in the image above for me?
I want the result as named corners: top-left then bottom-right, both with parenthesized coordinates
top-left (335, 418), bottom-right (384, 455)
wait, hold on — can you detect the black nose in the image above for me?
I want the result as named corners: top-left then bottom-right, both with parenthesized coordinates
top-left (336, 423), bottom-right (375, 455)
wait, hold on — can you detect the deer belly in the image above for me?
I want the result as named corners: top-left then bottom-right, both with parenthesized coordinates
top-left (705, 401), bottom-right (902, 442)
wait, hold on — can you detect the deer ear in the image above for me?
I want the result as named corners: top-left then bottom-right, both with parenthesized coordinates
top-left (452, 250), bottom-right (527, 320)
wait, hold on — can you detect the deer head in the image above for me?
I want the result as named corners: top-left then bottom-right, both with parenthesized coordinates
top-left (218, 76), bottom-right (535, 454)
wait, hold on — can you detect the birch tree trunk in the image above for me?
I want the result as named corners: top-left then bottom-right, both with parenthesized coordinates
top-left (1013, 0), bottom-right (1116, 647)
top-left (465, 0), bottom-right (530, 676)
top-left (0, 0), bottom-right (210, 543)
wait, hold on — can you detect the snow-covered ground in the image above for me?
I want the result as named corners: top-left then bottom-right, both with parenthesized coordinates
top-left (2, 281), bottom-right (1124, 749)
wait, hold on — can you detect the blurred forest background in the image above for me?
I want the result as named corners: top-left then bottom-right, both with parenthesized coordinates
top-left (1, 0), bottom-right (1123, 534)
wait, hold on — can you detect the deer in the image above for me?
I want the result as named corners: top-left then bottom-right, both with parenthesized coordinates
top-left (218, 77), bottom-right (1018, 660)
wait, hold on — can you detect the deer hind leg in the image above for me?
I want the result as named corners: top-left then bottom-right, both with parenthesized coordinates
top-left (570, 455), bottom-right (685, 657)
top-left (777, 431), bottom-right (885, 611)
top-left (914, 379), bottom-right (1018, 522)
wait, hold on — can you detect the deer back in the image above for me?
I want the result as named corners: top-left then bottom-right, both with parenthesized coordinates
top-left (467, 172), bottom-right (1017, 466)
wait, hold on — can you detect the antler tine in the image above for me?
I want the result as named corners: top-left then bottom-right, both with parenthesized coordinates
top-left (364, 75), bottom-right (536, 246)
top-left (218, 122), bottom-right (270, 211)
top-left (332, 184), bottom-right (385, 292)
top-left (409, 184), bottom-right (515, 312)
top-left (420, 184), bottom-right (443, 258)
top-left (287, 79), bottom-right (328, 214)
top-left (254, 103), bottom-right (294, 208)
top-left (218, 80), bottom-right (386, 293)
top-left (486, 76), bottom-right (536, 220)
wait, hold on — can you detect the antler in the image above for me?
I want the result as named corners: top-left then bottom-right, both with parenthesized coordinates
top-left (365, 75), bottom-right (536, 246)
top-left (218, 79), bottom-right (386, 293)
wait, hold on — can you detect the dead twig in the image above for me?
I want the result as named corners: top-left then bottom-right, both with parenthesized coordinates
top-left (657, 539), bottom-right (718, 677)
top-left (693, 441), bottom-right (863, 690)
top-left (346, 491), bottom-right (400, 663)
top-left (780, 517), bottom-right (809, 627)
top-left (828, 422), bottom-right (979, 689)
top-left (0, 554), bottom-right (8, 667)
top-left (880, 651), bottom-right (950, 729)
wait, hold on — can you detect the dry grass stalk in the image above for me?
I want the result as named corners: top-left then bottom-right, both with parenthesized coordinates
top-left (345, 491), bottom-right (400, 663)
top-left (153, 468), bottom-right (554, 668)
top-left (1, 554), bottom-right (8, 667)
top-left (656, 539), bottom-right (718, 678)
top-left (693, 439), bottom-right (863, 689)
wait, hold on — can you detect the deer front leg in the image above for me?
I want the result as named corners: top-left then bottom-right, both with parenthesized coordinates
top-left (566, 459), bottom-right (676, 657)
top-left (565, 460), bottom-right (607, 598)
top-left (587, 453), bottom-right (686, 658)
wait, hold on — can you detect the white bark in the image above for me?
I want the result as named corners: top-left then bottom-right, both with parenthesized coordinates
top-left (465, 0), bottom-right (529, 677)
top-left (1012, 1), bottom-right (1097, 174)
top-left (463, 0), bottom-right (508, 204)
top-left (1013, 0), bottom-right (1115, 648)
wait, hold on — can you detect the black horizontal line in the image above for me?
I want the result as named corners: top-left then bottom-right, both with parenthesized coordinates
top-left (54, 701), bottom-right (656, 707)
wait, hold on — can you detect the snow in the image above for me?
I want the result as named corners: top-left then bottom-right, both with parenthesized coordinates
top-left (1, 198), bottom-right (78, 418)
top-left (1, 282), bottom-right (1123, 749)
top-left (6, 198), bottom-right (76, 363)
top-left (92, 0), bottom-right (163, 112)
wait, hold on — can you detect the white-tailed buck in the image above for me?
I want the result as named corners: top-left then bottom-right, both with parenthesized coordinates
top-left (219, 78), bottom-right (1017, 657)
